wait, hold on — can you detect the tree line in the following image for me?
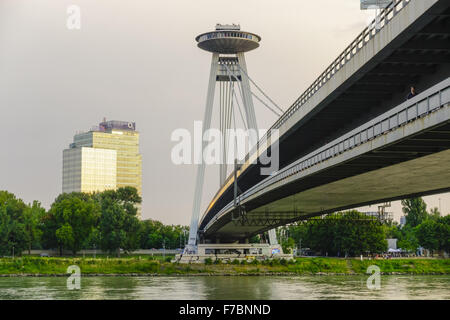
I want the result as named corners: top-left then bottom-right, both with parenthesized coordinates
top-left (387, 198), bottom-right (449, 255)
top-left (279, 198), bottom-right (449, 256)
top-left (0, 188), bottom-right (189, 257)
top-left (2, 189), bottom-right (448, 258)
top-left (280, 210), bottom-right (388, 256)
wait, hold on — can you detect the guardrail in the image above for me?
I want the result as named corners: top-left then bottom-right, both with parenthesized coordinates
top-left (204, 77), bottom-right (450, 232)
top-left (211, 0), bottom-right (412, 204)
top-left (250, 0), bottom-right (410, 157)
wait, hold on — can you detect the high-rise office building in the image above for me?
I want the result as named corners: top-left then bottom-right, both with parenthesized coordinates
top-left (63, 120), bottom-right (143, 218)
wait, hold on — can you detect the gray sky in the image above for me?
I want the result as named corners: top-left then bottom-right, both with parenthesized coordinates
top-left (0, 0), bottom-right (448, 225)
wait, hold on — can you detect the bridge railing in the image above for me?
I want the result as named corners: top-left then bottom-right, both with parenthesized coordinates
top-left (203, 78), bottom-right (450, 232)
top-left (245, 0), bottom-right (411, 164)
top-left (206, 0), bottom-right (412, 219)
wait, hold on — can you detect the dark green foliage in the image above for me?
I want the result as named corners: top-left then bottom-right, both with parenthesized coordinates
top-left (402, 198), bottom-right (428, 227)
top-left (139, 219), bottom-right (188, 250)
top-left (416, 215), bottom-right (450, 253)
top-left (437, 215), bottom-right (450, 253)
top-left (250, 259), bottom-right (259, 265)
top-left (2, 190), bottom-right (449, 260)
top-left (45, 192), bottom-right (100, 255)
top-left (289, 210), bottom-right (387, 256)
top-left (415, 220), bottom-right (439, 253)
top-left (0, 191), bottom-right (32, 256)
top-left (396, 226), bottom-right (419, 252)
top-left (281, 237), bottom-right (296, 254)
top-left (7, 187), bottom-right (187, 255)
top-left (97, 187), bottom-right (141, 256)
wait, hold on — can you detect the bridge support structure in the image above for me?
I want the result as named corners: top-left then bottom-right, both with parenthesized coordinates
top-left (186, 24), bottom-right (279, 254)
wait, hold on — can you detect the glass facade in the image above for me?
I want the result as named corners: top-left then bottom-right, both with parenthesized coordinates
top-left (62, 121), bottom-right (143, 218)
top-left (63, 147), bottom-right (117, 193)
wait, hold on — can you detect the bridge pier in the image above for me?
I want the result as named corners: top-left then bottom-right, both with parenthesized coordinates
top-left (175, 242), bottom-right (291, 264)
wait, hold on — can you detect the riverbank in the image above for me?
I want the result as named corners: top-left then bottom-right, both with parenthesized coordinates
top-left (1, 256), bottom-right (449, 276)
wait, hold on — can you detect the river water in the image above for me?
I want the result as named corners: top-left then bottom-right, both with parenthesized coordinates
top-left (0, 275), bottom-right (448, 300)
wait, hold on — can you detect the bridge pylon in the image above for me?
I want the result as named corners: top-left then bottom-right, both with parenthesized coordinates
top-left (186, 24), bottom-right (278, 253)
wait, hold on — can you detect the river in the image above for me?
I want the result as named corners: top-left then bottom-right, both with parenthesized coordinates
top-left (0, 275), bottom-right (448, 300)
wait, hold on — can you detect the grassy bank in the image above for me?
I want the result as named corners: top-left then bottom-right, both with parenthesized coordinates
top-left (0, 257), bottom-right (449, 276)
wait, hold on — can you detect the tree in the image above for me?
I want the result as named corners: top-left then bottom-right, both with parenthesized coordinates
top-left (429, 207), bottom-right (441, 221)
top-left (436, 215), bottom-right (450, 253)
top-left (55, 224), bottom-right (75, 251)
top-left (47, 193), bottom-right (100, 255)
top-left (396, 225), bottom-right (419, 252)
top-left (40, 210), bottom-right (60, 251)
top-left (82, 227), bottom-right (101, 250)
top-left (281, 237), bottom-right (296, 254)
top-left (288, 211), bottom-right (387, 257)
top-left (249, 234), bottom-right (260, 244)
top-left (97, 187), bottom-right (142, 256)
top-left (415, 219), bottom-right (439, 255)
top-left (0, 191), bottom-right (30, 256)
top-left (99, 201), bottom-right (127, 256)
top-left (402, 198), bottom-right (428, 227)
top-left (138, 219), bottom-right (188, 249)
top-left (23, 200), bottom-right (45, 253)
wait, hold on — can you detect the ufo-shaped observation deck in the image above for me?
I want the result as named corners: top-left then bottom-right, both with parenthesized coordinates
top-left (196, 25), bottom-right (261, 54)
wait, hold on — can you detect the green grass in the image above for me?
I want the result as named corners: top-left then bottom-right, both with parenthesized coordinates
top-left (0, 257), bottom-right (448, 276)
top-left (350, 258), bottom-right (450, 274)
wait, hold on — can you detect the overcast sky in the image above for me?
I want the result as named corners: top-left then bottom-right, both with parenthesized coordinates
top-left (0, 0), bottom-right (448, 225)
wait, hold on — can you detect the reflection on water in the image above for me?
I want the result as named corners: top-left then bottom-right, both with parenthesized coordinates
top-left (0, 275), bottom-right (449, 300)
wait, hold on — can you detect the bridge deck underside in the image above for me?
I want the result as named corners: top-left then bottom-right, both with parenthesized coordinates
top-left (204, 111), bottom-right (450, 241)
top-left (199, 2), bottom-right (450, 231)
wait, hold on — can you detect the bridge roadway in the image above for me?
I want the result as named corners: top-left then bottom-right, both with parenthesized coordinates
top-left (202, 79), bottom-right (450, 241)
top-left (198, 0), bottom-right (450, 242)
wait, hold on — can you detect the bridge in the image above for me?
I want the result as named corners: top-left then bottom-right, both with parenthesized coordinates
top-left (196, 0), bottom-right (450, 243)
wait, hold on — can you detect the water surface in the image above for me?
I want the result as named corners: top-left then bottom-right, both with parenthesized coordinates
top-left (0, 275), bottom-right (448, 300)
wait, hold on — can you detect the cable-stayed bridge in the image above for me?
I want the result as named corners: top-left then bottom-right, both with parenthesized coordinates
top-left (195, 0), bottom-right (450, 244)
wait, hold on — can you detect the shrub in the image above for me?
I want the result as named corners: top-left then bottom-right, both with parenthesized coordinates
top-left (231, 259), bottom-right (240, 265)
top-left (271, 259), bottom-right (281, 266)
top-left (204, 258), bottom-right (213, 265)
